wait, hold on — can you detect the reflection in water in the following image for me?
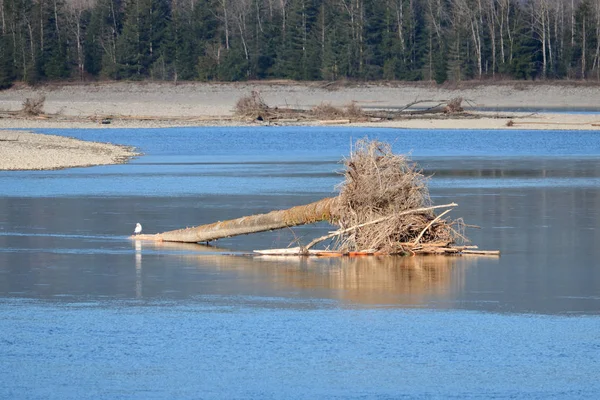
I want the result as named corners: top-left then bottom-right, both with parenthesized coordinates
top-left (139, 240), bottom-right (475, 306)
top-left (1, 143), bottom-right (599, 313)
top-left (135, 240), bottom-right (142, 298)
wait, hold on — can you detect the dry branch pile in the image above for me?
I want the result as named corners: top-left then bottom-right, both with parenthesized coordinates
top-left (444, 97), bottom-right (464, 114)
top-left (234, 92), bottom-right (369, 122)
top-left (233, 91), bottom-right (471, 124)
top-left (330, 140), bottom-right (464, 254)
top-left (312, 102), bottom-right (344, 119)
top-left (234, 90), bottom-right (270, 119)
top-left (312, 101), bottom-right (365, 120)
top-left (22, 95), bottom-right (46, 116)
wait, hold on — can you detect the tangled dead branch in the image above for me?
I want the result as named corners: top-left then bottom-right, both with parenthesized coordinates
top-left (22, 95), bottom-right (46, 116)
top-left (331, 139), bottom-right (465, 254)
top-left (444, 97), bottom-right (464, 113)
top-left (310, 101), bottom-right (366, 120)
top-left (312, 102), bottom-right (344, 119)
top-left (234, 90), bottom-right (270, 119)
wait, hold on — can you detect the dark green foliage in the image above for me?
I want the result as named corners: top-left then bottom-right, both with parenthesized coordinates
top-left (434, 50), bottom-right (448, 84)
top-left (509, 34), bottom-right (537, 80)
top-left (0, 36), bottom-right (15, 89)
top-left (1, 0), bottom-right (600, 84)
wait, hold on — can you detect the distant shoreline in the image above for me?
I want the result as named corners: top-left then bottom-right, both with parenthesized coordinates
top-left (0, 81), bottom-right (598, 130)
top-left (1, 81), bottom-right (600, 170)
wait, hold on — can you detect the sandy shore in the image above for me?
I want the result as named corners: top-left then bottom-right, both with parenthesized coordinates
top-left (0, 81), bottom-right (599, 130)
top-left (0, 130), bottom-right (138, 170)
top-left (1, 81), bottom-right (599, 170)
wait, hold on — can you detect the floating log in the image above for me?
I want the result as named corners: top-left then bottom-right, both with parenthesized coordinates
top-left (319, 119), bottom-right (350, 125)
top-left (461, 249), bottom-right (501, 256)
top-left (254, 245), bottom-right (499, 257)
top-left (134, 197), bottom-right (337, 243)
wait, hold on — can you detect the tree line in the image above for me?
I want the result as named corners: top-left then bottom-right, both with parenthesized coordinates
top-left (1, 0), bottom-right (600, 88)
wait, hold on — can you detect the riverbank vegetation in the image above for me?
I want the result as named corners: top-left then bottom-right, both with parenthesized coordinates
top-left (2, 0), bottom-right (600, 88)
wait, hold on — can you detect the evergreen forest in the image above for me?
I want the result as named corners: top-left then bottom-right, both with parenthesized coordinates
top-left (1, 0), bottom-right (600, 88)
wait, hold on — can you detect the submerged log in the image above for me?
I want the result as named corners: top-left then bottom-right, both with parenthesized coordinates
top-left (134, 197), bottom-right (337, 243)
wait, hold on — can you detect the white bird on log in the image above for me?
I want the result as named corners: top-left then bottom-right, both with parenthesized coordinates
top-left (134, 223), bottom-right (142, 235)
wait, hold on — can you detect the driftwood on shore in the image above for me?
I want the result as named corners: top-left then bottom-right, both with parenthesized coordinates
top-left (133, 139), bottom-right (498, 257)
top-left (234, 90), bottom-right (469, 123)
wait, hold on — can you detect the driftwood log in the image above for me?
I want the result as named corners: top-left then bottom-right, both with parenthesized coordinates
top-left (133, 139), bottom-right (499, 257)
top-left (134, 198), bottom-right (336, 243)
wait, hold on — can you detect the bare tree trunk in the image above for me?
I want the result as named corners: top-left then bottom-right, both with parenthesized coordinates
top-left (395, 0), bottom-right (406, 53)
top-left (559, 0), bottom-right (564, 69)
top-left (409, 0), bottom-right (416, 65)
top-left (222, 0), bottom-right (230, 49)
top-left (341, 0), bottom-right (356, 66)
top-left (21, 29), bottom-right (28, 78)
top-left (357, 0), bottom-right (364, 74)
top-left (321, 2), bottom-right (325, 64)
top-left (499, 0), bottom-right (506, 64)
top-left (39, 0), bottom-right (44, 53)
top-left (26, 18), bottom-right (35, 63)
top-left (547, 6), bottom-right (553, 71)
top-left (235, 16), bottom-right (249, 61)
top-left (507, 0), bottom-right (513, 63)
top-left (456, 0), bottom-right (482, 78)
top-left (571, 0), bottom-right (575, 47)
top-left (470, 18), bottom-right (482, 77)
top-left (595, 2), bottom-right (600, 79)
top-left (66, 0), bottom-right (91, 82)
top-left (134, 198), bottom-right (338, 243)
top-left (11, 19), bottom-right (17, 69)
top-left (428, 31), bottom-right (433, 80)
top-left (302, 0), bottom-right (307, 74)
top-left (1, 0), bottom-right (6, 35)
top-left (53, 0), bottom-right (61, 43)
top-left (76, 18), bottom-right (83, 80)
top-left (136, 0), bottom-right (141, 75)
top-left (280, 0), bottom-right (286, 41)
top-left (109, 0), bottom-right (118, 65)
top-left (541, 3), bottom-right (547, 78)
top-left (582, 15), bottom-right (586, 78)
top-left (487, 0), bottom-right (497, 77)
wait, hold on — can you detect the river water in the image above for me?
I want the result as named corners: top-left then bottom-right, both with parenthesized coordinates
top-left (1, 127), bottom-right (599, 398)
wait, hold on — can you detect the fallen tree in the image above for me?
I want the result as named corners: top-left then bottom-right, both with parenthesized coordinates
top-left (135, 197), bottom-right (337, 243)
top-left (232, 91), bottom-right (470, 124)
top-left (133, 139), bottom-right (498, 256)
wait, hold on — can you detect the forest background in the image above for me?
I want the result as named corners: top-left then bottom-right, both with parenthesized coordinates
top-left (1, 0), bottom-right (600, 89)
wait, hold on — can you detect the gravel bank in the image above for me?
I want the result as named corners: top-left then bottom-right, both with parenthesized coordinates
top-left (1, 81), bottom-right (599, 130)
top-left (0, 130), bottom-right (138, 170)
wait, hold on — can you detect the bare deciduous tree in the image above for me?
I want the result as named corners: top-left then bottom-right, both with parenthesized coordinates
top-left (65, 0), bottom-right (95, 80)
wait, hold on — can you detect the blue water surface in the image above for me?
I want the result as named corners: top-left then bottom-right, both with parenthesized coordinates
top-left (2, 300), bottom-right (599, 399)
top-left (1, 127), bottom-right (599, 398)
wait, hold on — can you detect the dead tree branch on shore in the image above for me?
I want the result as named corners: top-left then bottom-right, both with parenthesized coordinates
top-left (233, 92), bottom-right (469, 123)
top-left (22, 95), bottom-right (46, 116)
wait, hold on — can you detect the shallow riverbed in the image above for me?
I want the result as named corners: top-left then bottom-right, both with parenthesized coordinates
top-left (1, 127), bottom-right (599, 398)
